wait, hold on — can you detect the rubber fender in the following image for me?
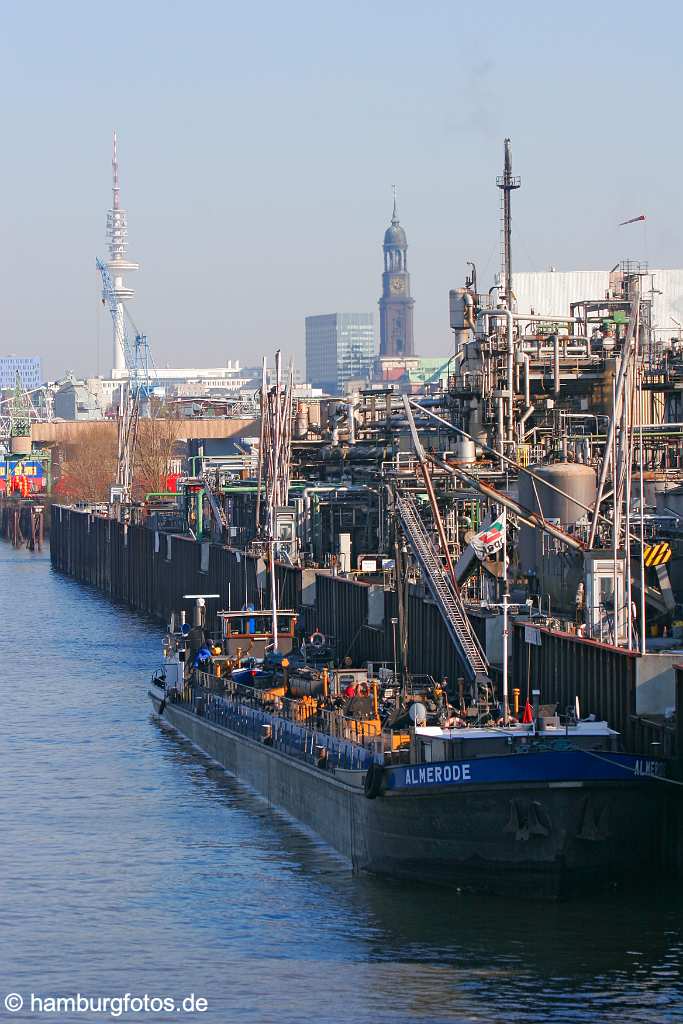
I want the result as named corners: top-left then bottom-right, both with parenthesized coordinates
top-left (158, 698), bottom-right (166, 715)
top-left (363, 762), bottom-right (384, 799)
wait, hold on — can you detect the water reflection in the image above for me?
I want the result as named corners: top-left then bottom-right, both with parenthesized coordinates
top-left (0, 545), bottom-right (681, 1024)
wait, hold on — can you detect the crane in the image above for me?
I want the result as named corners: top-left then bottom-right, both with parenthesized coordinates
top-left (96, 257), bottom-right (156, 502)
top-left (0, 376), bottom-right (66, 442)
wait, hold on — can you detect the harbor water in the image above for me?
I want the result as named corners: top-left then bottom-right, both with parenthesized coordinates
top-left (1, 544), bottom-right (682, 1024)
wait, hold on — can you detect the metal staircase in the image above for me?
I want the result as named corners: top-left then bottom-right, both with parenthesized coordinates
top-left (396, 491), bottom-right (490, 685)
top-left (202, 474), bottom-right (229, 535)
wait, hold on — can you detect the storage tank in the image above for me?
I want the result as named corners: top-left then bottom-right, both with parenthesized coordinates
top-left (10, 432), bottom-right (31, 456)
top-left (449, 288), bottom-right (471, 350)
top-left (449, 288), bottom-right (467, 330)
top-left (455, 438), bottom-right (476, 465)
top-left (657, 483), bottom-right (683, 518)
top-left (293, 402), bottom-right (309, 440)
top-left (466, 399), bottom-right (488, 448)
top-left (518, 463), bottom-right (597, 574)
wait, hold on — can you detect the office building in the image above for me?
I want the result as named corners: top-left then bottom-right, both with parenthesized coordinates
top-left (305, 314), bottom-right (374, 393)
top-left (0, 356), bottom-right (42, 390)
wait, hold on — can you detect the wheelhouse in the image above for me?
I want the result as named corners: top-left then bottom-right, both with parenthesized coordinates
top-left (217, 610), bottom-right (298, 657)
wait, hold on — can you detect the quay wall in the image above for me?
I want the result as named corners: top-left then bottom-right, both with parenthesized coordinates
top-left (50, 505), bottom-right (671, 745)
top-left (49, 506), bottom-right (467, 686)
top-left (0, 498), bottom-right (48, 548)
top-left (49, 505), bottom-right (683, 872)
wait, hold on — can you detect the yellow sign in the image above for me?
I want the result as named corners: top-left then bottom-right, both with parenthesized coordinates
top-left (643, 542), bottom-right (672, 567)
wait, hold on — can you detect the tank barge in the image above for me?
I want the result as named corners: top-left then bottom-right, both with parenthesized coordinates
top-left (149, 606), bottom-right (667, 899)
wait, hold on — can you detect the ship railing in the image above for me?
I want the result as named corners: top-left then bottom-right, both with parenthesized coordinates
top-left (175, 672), bottom-right (377, 772)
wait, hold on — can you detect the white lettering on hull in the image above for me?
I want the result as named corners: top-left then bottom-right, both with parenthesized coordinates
top-left (634, 759), bottom-right (664, 778)
top-left (404, 763), bottom-right (472, 787)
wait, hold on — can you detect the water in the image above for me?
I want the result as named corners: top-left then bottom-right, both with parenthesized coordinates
top-left (1, 544), bottom-right (682, 1024)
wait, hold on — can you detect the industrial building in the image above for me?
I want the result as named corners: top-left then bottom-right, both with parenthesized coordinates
top-left (53, 376), bottom-right (104, 421)
top-left (514, 269), bottom-right (683, 338)
top-left (111, 362), bottom-right (249, 391)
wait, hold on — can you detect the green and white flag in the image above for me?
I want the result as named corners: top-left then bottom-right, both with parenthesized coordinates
top-left (470, 510), bottom-right (506, 561)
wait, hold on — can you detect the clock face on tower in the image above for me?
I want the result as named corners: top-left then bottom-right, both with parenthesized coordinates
top-left (390, 276), bottom-right (405, 294)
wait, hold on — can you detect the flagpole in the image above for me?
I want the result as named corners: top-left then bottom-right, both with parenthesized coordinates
top-left (470, 509), bottom-right (509, 719)
top-left (502, 507), bottom-right (509, 721)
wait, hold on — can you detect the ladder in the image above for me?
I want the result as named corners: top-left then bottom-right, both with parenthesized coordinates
top-left (202, 474), bottom-right (229, 535)
top-left (396, 491), bottom-right (490, 685)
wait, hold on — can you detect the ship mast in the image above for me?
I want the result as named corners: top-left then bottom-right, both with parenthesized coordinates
top-left (259, 351), bottom-right (293, 651)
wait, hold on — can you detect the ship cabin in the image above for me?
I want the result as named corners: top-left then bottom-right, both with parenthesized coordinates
top-left (409, 718), bottom-right (620, 765)
top-left (217, 609), bottom-right (298, 659)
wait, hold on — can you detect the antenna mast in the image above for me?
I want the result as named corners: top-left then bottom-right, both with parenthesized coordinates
top-left (496, 138), bottom-right (521, 308)
top-left (106, 131), bottom-right (139, 375)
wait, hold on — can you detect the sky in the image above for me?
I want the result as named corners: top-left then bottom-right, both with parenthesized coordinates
top-left (0, 0), bottom-right (681, 380)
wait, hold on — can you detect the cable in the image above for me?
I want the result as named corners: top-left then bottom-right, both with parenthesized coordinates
top-left (583, 747), bottom-right (683, 787)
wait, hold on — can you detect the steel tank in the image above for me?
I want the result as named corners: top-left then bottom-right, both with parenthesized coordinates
top-left (518, 463), bottom-right (597, 574)
top-left (10, 433), bottom-right (32, 456)
top-left (449, 288), bottom-right (467, 330)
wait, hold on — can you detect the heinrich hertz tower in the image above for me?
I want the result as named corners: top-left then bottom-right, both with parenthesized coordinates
top-left (106, 131), bottom-right (139, 374)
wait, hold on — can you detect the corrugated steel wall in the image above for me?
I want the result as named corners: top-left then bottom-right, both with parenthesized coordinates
top-left (51, 508), bottom-right (473, 684)
top-left (514, 268), bottom-right (683, 336)
top-left (512, 622), bottom-right (637, 739)
top-left (299, 576), bottom-right (469, 682)
top-left (49, 507), bottom-right (299, 632)
top-left (49, 506), bottom-right (680, 761)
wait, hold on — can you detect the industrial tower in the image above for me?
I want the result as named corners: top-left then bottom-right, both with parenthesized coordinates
top-left (106, 131), bottom-right (139, 375)
top-left (496, 138), bottom-right (521, 309)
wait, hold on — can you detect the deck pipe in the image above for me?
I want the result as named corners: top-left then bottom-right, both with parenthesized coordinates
top-left (518, 404), bottom-right (535, 439)
top-left (496, 395), bottom-right (505, 470)
top-left (552, 334), bottom-right (561, 397)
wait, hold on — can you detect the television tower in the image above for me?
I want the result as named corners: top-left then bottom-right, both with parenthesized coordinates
top-left (106, 131), bottom-right (139, 374)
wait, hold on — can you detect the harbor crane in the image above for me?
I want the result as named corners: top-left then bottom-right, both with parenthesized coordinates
top-left (96, 257), bottom-right (156, 503)
top-left (0, 375), bottom-right (70, 444)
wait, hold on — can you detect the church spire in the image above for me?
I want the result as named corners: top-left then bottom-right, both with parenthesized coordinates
top-left (379, 191), bottom-right (414, 359)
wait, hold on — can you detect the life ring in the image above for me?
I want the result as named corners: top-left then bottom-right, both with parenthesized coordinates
top-left (363, 762), bottom-right (383, 799)
top-left (309, 631), bottom-right (325, 647)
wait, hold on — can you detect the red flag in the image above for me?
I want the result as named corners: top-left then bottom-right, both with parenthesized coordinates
top-left (619, 214), bottom-right (646, 226)
top-left (522, 700), bottom-right (534, 724)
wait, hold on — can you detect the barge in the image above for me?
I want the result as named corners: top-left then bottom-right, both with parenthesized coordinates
top-left (149, 607), bottom-right (667, 899)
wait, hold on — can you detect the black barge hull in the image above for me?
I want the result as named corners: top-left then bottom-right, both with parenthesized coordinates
top-left (150, 689), bottom-right (664, 898)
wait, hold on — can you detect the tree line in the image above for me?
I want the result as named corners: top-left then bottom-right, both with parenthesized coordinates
top-left (54, 405), bottom-right (181, 503)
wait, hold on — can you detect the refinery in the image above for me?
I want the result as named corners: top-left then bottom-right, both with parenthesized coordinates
top-left (7, 4), bottom-right (683, 1021)
top-left (0, 133), bottom-right (674, 899)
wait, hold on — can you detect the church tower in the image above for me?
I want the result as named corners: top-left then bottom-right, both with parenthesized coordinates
top-left (379, 190), bottom-right (415, 357)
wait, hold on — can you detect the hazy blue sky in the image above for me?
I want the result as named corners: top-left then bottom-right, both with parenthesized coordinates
top-left (1, 0), bottom-right (680, 379)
